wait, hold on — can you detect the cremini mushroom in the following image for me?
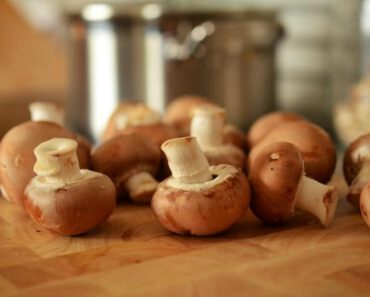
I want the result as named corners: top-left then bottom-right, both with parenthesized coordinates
top-left (29, 101), bottom-right (91, 169)
top-left (102, 101), bottom-right (177, 146)
top-left (249, 142), bottom-right (337, 227)
top-left (360, 182), bottom-right (370, 227)
top-left (249, 120), bottom-right (336, 183)
top-left (343, 133), bottom-right (370, 208)
top-left (164, 95), bottom-right (246, 150)
top-left (191, 106), bottom-right (245, 168)
top-left (0, 120), bottom-right (90, 205)
top-left (24, 138), bottom-right (115, 235)
top-left (91, 134), bottom-right (161, 203)
top-left (246, 111), bottom-right (304, 148)
top-left (152, 136), bottom-right (250, 236)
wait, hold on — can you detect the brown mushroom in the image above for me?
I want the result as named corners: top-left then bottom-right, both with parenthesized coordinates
top-left (0, 121), bottom-right (90, 206)
top-left (24, 138), bottom-right (115, 235)
top-left (248, 121), bottom-right (336, 183)
top-left (223, 124), bottom-right (246, 152)
top-left (360, 182), bottom-right (370, 227)
top-left (191, 106), bottom-right (245, 168)
top-left (91, 134), bottom-right (161, 203)
top-left (249, 142), bottom-right (338, 227)
top-left (246, 111), bottom-right (304, 148)
top-left (343, 133), bottom-right (370, 208)
top-left (152, 136), bottom-right (250, 236)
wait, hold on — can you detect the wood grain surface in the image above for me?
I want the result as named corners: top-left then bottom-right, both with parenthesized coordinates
top-left (0, 175), bottom-right (369, 297)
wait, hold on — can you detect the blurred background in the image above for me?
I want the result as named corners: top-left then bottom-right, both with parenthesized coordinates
top-left (0, 0), bottom-right (368, 143)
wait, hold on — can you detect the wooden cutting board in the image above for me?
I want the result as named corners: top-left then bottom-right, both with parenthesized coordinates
top-left (0, 176), bottom-right (369, 297)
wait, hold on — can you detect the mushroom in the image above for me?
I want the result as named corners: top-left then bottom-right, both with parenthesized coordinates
top-left (360, 182), bottom-right (370, 227)
top-left (191, 106), bottom-right (245, 168)
top-left (249, 142), bottom-right (338, 227)
top-left (343, 133), bottom-right (370, 208)
top-left (246, 111), bottom-right (304, 148)
top-left (91, 134), bottom-right (161, 203)
top-left (164, 95), bottom-right (246, 150)
top-left (24, 138), bottom-right (115, 235)
top-left (152, 136), bottom-right (250, 236)
top-left (29, 101), bottom-right (91, 169)
top-left (248, 120), bottom-right (336, 183)
top-left (0, 120), bottom-right (91, 205)
top-left (102, 101), bottom-right (177, 146)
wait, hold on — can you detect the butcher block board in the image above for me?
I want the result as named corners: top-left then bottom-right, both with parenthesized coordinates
top-left (0, 176), bottom-right (370, 297)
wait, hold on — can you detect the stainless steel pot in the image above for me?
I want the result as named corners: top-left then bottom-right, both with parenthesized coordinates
top-left (66, 4), bottom-right (283, 141)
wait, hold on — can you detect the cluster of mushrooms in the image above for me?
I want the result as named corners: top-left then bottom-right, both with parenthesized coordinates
top-left (0, 96), bottom-right (369, 236)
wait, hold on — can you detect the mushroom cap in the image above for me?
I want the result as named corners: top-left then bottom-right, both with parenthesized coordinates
top-left (103, 101), bottom-right (162, 141)
top-left (91, 134), bottom-right (161, 193)
top-left (0, 121), bottom-right (90, 205)
top-left (249, 142), bottom-right (304, 224)
top-left (223, 124), bottom-right (246, 151)
top-left (75, 134), bottom-right (91, 169)
top-left (343, 133), bottom-right (370, 185)
top-left (25, 171), bottom-right (116, 235)
top-left (247, 112), bottom-right (304, 148)
top-left (360, 182), bottom-right (370, 227)
top-left (204, 145), bottom-right (245, 169)
top-left (116, 122), bottom-right (179, 148)
top-left (152, 165), bottom-right (250, 236)
top-left (249, 121), bottom-right (336, 184)
top-left (164, 95), bottom-right (217, 134)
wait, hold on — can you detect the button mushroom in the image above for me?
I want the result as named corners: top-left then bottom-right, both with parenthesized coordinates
top-left (164, 95), bottom-right (246, 150)
top-left (91, 134), bottom-right (161, 203)
top-left (360, 182), bottom-right (370, 227)
top-left (191, 106), bottom-right (245, 168)
top-left (152, 136), bottom-right (250, 236)
top-left (249, 142), bottom-right (338, 227)
top-left (343, 133), bottom-right (370, 208)
top-left (246, 111), bottom-right (304, 148)
top-left (24, 138), bottom-right (115, 235)
top-left (248, 121), bottom-right (336, 183)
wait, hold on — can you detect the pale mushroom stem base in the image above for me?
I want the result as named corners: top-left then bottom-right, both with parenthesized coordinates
top-left (29, 102), bottom-right (65, 126)
top-left (295, 176), bottom-right (338, 227)
top-left (124, 171), bottom-right (158, 203)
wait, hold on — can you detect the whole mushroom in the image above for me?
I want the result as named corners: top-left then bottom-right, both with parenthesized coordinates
top-left (0, 121), bottom-right (90, 205)
top-left (164, 95), bottom-right (246, 150)
top-left (25, 138), bottom-right (116, 235)
top-left (248, 121), bottom-right (336, 183)
top-left (246, 111), bottom-right (304, 148)
top-left (92, 134), bottom-right (161, 203)
top-left (191, 106), bottom-right (245, 168)
top-left (343, 133), bottom-right (370, 208)
top-left (249, 142), bottom-right (338, 227)
top-left (152, 136), bottom-right (250, 236)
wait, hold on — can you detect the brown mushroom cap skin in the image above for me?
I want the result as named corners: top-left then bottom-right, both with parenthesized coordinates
top-left (0, 121), bottom-right (90, 205)
top-left (25, 173), bottom-right (116, 235)
top-left (164, 95), bottom-right (217, 135)
top-left (249, 142), bottom-right (304, 224)
top-left (223, 124), bottom-right (246, 151)
top-left (204, 146), bottom-right (245, 169)
top-left (91, 134), bottom-right (161, 196)
top-left (249, 121), bottom-right (336, 184)
top-left (343, 133), bottom-right (370, 185)
top-left (152, 165), bottom-right (250, 235)
top-left (360, 182), bottom-right (370, 227)
top-left (247, 112), bottom-right (304, 148)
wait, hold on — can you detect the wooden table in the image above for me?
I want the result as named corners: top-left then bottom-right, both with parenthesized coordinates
top-left (0, 176), bottom-right (370, 297)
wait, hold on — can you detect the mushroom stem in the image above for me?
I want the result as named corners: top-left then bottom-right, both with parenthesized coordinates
top-left (33, 138), bottom-right (81, 184)
top-left (29, 102), bottom-right (65, 126)
top-left (190, 107), bottom-right (225, 148)
top-left (124, 171), bottom-right (158, 203)
top-left (349, 163), bottom-right (370, 198)
top-left (161, 137), bottom-right (212, 184)
top-left (295, 176), bottom-right (338, 227)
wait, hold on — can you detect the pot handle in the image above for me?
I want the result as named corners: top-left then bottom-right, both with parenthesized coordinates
top-left (165, 21), bottom-right (215, 60)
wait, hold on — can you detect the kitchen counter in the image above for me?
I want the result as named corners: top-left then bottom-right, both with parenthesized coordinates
top-left (0, 175), bottom-right (370, 297)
